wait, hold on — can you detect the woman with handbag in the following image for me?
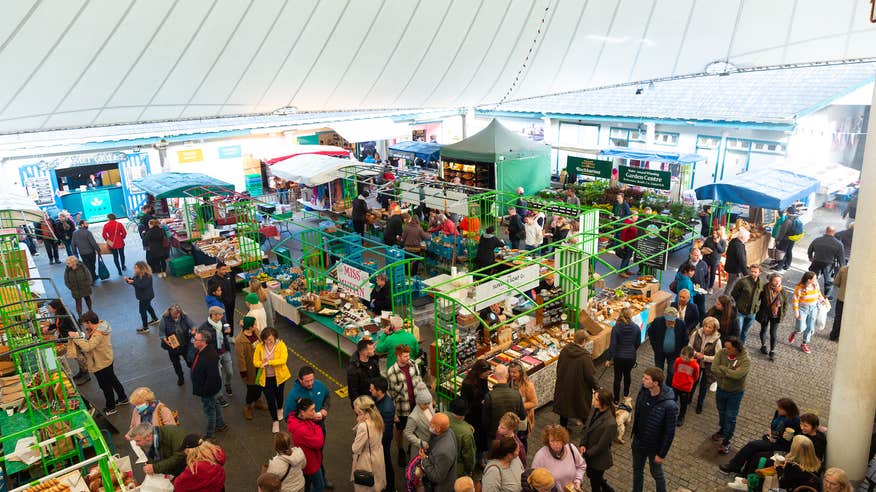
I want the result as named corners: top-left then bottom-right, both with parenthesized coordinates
top-left (143, 219), bottom-right (169, 278)
top-left (159, 304), bottom-right (194, 386)
top-left (101, 213), bottom-right (127, 275)
top-left (266, 432), bottom-right (306, 492)
top-left (351, 396), bottom-right (386, 492)
top-left (531, 425), bottom-right (586, 491)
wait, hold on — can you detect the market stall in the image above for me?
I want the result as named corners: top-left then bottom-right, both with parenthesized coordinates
top-left (269, 154), bottom-right (373, 213)
top-left (695, 167), bottom-right (821, 264)
top-left (0, 228), bottom-right (132, 490)
top-left (387, 141), bottom-right (441, 167)
top-left (265, 225), bottom-right (421, 366)
top-left (439, 119), bottom-right (550, 194)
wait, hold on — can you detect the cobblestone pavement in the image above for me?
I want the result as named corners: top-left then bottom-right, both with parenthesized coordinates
top-left (528, 207), bottom-right (845, 492)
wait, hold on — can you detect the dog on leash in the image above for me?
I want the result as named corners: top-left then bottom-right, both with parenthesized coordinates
top-left (615, 397), bottom-right (634, 444)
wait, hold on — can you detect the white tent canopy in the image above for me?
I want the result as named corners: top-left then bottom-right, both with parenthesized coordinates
top-left (270, 154), bottom-right (373, 188)
top-left (0, 0), bottom-right (874, 134)
top-left (0, 191), bottom-right (44, 227)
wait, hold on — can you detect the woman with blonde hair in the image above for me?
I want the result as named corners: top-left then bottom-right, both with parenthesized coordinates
top-left (689, 315), bottom-right (722, 414)
top-left (124, 387), bottom-right (176, 440)
top-left (822, 467), bottom-right (853, 492)
top-left (351, 396), bottom-right (386, 492)
top-left (173, 434), bottom-right (226, 492)
top-left (776, 435), bottom-right (821, 491)
top-left (508, 361), bottom-right (537, 443)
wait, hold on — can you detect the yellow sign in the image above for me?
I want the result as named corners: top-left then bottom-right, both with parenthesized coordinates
top-left (335, 387), bottom-right (349, 398)
top-left (177, 149), bottom-right (204, 163)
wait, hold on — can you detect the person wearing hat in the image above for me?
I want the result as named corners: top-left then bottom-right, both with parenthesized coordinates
top-left (448, 398), bottom-right (476, 478)
top-left (245, 292), bottom-right (267, 334)
top-left (200, 305), bottom-right (234, 400)
top-left (647, 306), bottom-right (688, 386)
top-left (775, 206), bottom-right (804, 271)
top-left (526, 468), bottom-right (557, 492)
top-left (404, 382), bottom-right (435, 458)
top-left (376, 315), bottom-right (419, 371)
top-left (129, 421), bottom-right (188, 477)
top-left (236, 316), bottom-right (264, 420)
top-left (172, 434), bottom-right (227, 492)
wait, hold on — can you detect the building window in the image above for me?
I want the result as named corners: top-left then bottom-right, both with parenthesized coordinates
top-left (696, 136), bottom-right (721, 149)
top-left (654, 131), bottom-right (679, 146)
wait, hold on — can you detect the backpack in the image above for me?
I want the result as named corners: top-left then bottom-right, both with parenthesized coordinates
top-left (155, 403), bottom-right (180, 426)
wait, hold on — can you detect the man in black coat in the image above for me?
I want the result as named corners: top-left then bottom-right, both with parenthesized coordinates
top-left (369, 274), bottom-right (392, 314)
top-left (553, 330), bottom-right (598, 429)
top-left (208, 262), bottom-right (237, 333)
top-left (807, 226), bottom-right (845, 297)
top-left (631, 367), bottom-right (678, 492)
top-left (346, 339), bottom-right (380, 405)
top-left (383, 209), bottom-right (404, 247)
top-left (647, 307), bottom-right (687, 385)
top-left (723, 230), bottom-right (749, 294)
top-left (482, 364), bottom-right (525, 442)
top-left (191, 329), bottom-right (228, 438)
top-left (473, 226), bottom-right (504, 273)
top-left (352, 191), bottom-right (369, 236)
top-left (505, 207), bottom-right (525, 250)
top-left (834, 223), bottom-right (853, 263)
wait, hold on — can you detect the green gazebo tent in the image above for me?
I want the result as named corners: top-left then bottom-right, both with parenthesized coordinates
top-left (439, 119), bottom-right (550, 195)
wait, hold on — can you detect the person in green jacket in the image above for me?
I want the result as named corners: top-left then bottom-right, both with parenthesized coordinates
top-left (729, 264), bottom-right (764, 345)
top-left (448, 398), bottom-right (476, 478)
top-left (711, 337), bottom-right (750, 456)
top-left (375, 317), bottom-right (418, 371)
top-left (130, 422), bottom-right (188, 476)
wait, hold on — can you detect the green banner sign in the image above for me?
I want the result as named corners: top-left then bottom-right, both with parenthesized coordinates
top-left (618, 165), bottom-right (671, 190)
top-left (81, 189), bottom-right (113, 222)
top-left (566, 156), bottom-right (612, 179)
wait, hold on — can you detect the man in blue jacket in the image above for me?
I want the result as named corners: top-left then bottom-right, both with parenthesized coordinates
top-left (647, 307), bottom-right (687, 385)
top-left (631, 367), bottom-right (678, 492)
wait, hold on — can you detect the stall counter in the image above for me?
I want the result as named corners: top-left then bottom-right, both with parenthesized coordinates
top-left (59, 186), bottom-right (127, 222)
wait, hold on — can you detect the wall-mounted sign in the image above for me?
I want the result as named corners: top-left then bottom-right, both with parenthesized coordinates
top-left (567, 156), bottom-right (612, 180)
top-left (474, 263), bottom-right (540, 311)
top-left (618, 165), bottom-right (671, 190)
top-left (177, 149), bottom-right (204, 163)
top-left (218, 145), bottom-right (242, 159)
top-left (336, 262), bottom-right (373, 298)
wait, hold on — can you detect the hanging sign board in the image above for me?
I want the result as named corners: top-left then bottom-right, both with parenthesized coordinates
top-left (618, 165), bottom-right (671, 190)
top-left (177, 149), bottom-right (204, 163)
top-left (567, 156), bottom-right (612, 180)
top-left (218, 145), bottom-right (242, 159)
top-left (633, 234), bottom-right (669, 270)
top-left (474, 263), bottom-right (540, 311)
top-left (81, 189), bottom-right (113, 222)
top-left (336, 262), bottom-right (373, 299)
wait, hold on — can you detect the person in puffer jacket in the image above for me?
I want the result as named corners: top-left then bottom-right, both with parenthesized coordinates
top-left (266, 432), bottom-right (306, 492)
top-left (630, 367), bottom-right (678, 492)
top-left (172, 434), bottom-right (227, 492)
top-left (70, 311), bottom-right (128, 415)
top-left (287, 398), bottom-right (326, 491)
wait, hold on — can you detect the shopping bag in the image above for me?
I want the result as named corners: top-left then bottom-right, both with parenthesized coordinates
top-left (140, 474), bottom-right (175, 492)
top-left (97, 257), bottom-right (110, 280)
top-left (815, 301), bottom-right (831, 331)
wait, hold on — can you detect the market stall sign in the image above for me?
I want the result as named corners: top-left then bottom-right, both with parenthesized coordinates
top-left (474, 263), bottom-right (540, 311)
top-left (398, 182), bottom-right (469, 216)
top-left (566, 156), bottom-right (612, 179)
top-left (218, 145), bottom-right (242, 159)
top-left (81, 189), bottom-right (113, 222)
top-left (618, 165), bottom-right (671, 190)
top-left (336, 262), bottom-right (373, 299)
top-left (633, 234), bottom-right (669, 271)
top-left (177, 149), bottom-right (204, 163)
top-left (527, 198), bottom-right (579, 217)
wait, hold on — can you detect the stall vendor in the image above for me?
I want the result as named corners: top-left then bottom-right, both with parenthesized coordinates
top-left (479, 303), bottom-right (505, 327)
top-left (369, 274), bottom-right (392, 314)
top-left (474, 226), bottom-right (504, 273)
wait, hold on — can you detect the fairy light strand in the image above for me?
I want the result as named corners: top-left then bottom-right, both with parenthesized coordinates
top-left (497, 4), bottom-right (551, 106)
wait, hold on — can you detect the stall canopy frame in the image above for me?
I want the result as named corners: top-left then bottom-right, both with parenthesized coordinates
top-left (387, 141), bottom-right (442, 163)
top-left (598, 148), bottom-right (706, 164)
top-left (183, 185), bottom-right (263, 271)
top-left (694, 167), bottom-right (821, 211)
top-left (132, 172), bottom-right (234, 199)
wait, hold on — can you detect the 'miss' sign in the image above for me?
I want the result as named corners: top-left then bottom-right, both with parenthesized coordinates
top-left (336, 262), bottom-right (373, 298)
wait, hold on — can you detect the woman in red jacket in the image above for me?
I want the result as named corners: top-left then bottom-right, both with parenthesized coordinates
top-left (101, 213), bottom-right (127, 275)
top-left (287, 397), bottom-right (326, 492)
top-left (173, 434), bottom-right (226, 492)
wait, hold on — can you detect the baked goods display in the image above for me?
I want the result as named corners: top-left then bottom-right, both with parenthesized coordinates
top-left (194, 236), bottom-right (242, 265)
top-left (24, 478), bottom-right (69, 492)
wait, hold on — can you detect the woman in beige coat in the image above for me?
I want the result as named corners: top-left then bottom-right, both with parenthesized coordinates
top-left (351, 396), bottom-right (386, 492)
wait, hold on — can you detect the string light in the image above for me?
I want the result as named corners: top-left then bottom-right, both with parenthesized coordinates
top-left (497, 3), bottom-right (551, 106)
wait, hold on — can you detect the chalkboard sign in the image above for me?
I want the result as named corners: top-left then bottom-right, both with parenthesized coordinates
top-left (634, 233), bottom-right (669, 271)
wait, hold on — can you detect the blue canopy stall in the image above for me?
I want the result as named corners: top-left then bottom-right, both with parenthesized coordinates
top-left (694, 168), bottom-right (821, 211)
top-left (598, 148), bottom-right (706, 164)
top-left (388, 141), bottom-right (442, 164)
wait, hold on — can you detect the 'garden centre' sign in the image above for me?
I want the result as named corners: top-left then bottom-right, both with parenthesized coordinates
top-left (618, 165), bottom-right (671, 190)
top-left (566, 156), bottom-right (612, 179)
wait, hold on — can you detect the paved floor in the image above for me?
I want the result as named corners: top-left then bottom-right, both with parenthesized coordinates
top-left (29, 205), bottom-right (848, 491)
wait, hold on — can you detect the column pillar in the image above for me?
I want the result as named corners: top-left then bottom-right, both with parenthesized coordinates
top-left (826, 82), bottom-right (876, 478)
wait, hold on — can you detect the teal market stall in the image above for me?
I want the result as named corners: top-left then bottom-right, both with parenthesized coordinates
top-left (440, 119), bottom-right (550, 195)
top-left (18, 152), bottom-right (153, 220)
